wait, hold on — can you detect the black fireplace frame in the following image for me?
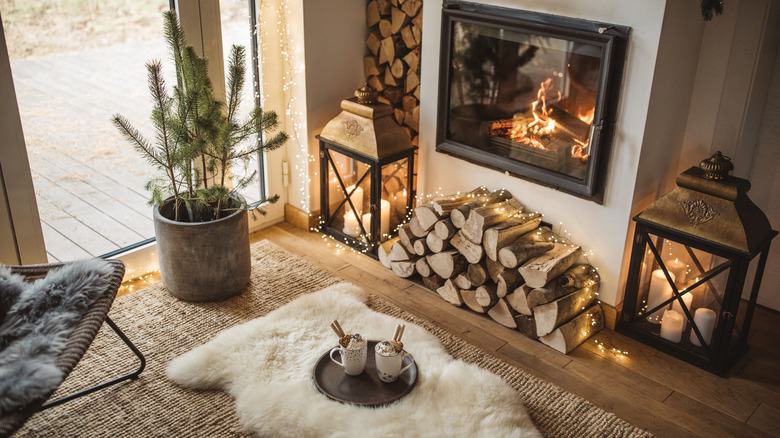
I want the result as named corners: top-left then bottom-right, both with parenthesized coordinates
top-left (436, 2), bottom-right (629, 203)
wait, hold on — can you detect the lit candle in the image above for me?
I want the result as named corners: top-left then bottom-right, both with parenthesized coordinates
top-left (361, 213), bottom-right (372, 236)
top-left (646, 269), bottom-right (675, 324)
top-left (345, 185), bottom-right (364, 216)
top-left (665, 258), bottom-right (688, 285)
top-left (690, 308), bottom-right (716, 346)
top-left (660, 309), bottom-right (684, 343)
top-left (381, 199), bottom-right (390, 236)
top-left (343, 210), bottom-right (361, 238)
top-left (671, 292), bottom-right (693, 330)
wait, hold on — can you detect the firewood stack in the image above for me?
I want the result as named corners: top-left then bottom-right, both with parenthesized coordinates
top-left (365, 0), bottom-right (422, 145)
top-left (379, 187), bottom-right (604, 354)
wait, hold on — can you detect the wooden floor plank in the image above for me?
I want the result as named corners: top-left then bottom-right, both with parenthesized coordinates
top-left (36, 197), bottom-right (116, 257)
top-left (581, 329), bottom-right (760, 422)
top-left (39, 221), bottom-right (91, 262)
top-left (663, 391), bottom-right (772, 438)
top-left (747, 403), bottom-right (780, 437)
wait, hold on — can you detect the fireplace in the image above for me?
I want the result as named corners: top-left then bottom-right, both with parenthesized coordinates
top-left (436, 2), bottom-right (629, 203)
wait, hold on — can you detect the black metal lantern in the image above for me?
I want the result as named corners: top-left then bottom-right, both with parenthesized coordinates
top-left (317, 86), bottom-right (417, 255)
top-left (617, 152), bottom-right (776, 375)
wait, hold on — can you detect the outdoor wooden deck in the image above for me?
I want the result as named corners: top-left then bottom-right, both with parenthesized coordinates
top-left (11, 28), bottom-right (249, 262)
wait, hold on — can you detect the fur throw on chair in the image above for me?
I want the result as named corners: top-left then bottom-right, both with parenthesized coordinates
top-left (0, 259), bottom-right (114, 415)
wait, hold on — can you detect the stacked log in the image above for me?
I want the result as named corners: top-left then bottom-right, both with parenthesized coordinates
top-left (382, 187), bottom-right (604, 354)
top-left (365, 0), bottom-right (423, 144)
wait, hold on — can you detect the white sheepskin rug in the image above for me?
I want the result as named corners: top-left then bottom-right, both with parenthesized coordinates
top-left (167, 283), bottom-right (541, 437)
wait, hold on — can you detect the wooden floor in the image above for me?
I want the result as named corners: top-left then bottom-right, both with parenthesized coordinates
top-left (251, 222), bottom-right (780, 438)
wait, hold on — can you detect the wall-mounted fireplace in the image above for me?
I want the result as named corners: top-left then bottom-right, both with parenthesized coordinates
top-left (436, 2), bottom-right (629, 203)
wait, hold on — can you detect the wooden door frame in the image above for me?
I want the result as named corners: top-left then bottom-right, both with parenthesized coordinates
top-left (0, 17), bottom-right (47, 265)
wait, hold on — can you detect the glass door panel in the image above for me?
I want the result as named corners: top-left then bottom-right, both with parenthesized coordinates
top-left (2, 0), bottom-right (170, 262)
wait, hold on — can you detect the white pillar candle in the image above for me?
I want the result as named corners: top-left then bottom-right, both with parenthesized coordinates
top-left (690, 308), bottom-right (717, 346)
top-left (665, 258), bottom-right (688, 285)
top-left (381, 199), bottom-right (390, 236)
top-left (361, 213), bottom-right (372, 237)
top-left (660, 309), bottom-right (684, 343)
top-left (646, 269), bottom-right (675, 324)
top-left (345, 185), bottom-right (364, 216)
top-left (343, 210), bottom-right (361, 238)
top-left (671, 292), bottom-right (693, 331)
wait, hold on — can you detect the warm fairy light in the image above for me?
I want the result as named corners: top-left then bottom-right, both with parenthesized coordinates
top-left (594, 339), bottom-right (628, 358)
top-left (258, 0), bottom-right (309, 212)
top-left (118, 269), bottom-right (161, 295)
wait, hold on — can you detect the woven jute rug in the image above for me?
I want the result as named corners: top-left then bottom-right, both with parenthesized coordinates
top-left (17, 240), bottom-right (651, 437)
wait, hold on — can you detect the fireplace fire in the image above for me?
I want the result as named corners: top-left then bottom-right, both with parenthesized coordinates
top-left (436, 2), bottom-right (628, 202)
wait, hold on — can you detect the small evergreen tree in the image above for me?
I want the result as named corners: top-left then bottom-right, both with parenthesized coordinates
top-left (112, 10), bottom-right (287, 222)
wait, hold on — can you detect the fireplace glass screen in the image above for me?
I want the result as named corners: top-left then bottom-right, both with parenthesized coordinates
top-left (437, 3), bottom-right (628, 202)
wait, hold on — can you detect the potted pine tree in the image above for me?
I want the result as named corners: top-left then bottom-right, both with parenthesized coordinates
top-left (112, 11), bottom-right (287, 301)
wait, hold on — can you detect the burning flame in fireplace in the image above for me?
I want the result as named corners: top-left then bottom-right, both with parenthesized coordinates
top-left (528, 78), bottom-right (559, 136)
top-left (489, 78), bottom-right (594, 159)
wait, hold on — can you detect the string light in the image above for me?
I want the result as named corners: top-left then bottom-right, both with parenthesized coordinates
top-left (118, 270), bottom-right (161, 296)
top-left (258, 0), bottom-right (309, 212)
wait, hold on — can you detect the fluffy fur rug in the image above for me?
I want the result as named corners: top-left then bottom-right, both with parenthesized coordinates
top-left (167, 283), bottom-right (541, 437)
top-left (0, 259), bottom-right (114, 415)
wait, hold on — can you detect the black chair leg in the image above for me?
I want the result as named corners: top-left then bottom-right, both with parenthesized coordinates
top-left (42, 316), bottom-right (146, 410)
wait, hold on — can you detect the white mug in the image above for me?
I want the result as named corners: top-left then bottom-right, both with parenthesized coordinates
top-left (375, 349), bottom-right (414, 383)
top-left (330, 344), bottom-right (367, 376)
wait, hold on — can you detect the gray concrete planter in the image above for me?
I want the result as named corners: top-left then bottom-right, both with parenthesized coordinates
top-left (153, 198), bottom-right (251, 301)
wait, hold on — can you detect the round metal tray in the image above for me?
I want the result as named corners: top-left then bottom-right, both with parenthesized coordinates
top-left (313, 340), bottom-right (418, 407)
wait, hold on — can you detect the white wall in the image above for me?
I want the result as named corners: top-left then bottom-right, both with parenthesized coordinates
top-left (418, 0), bottom-right (711, 307)
top-left (681, 0), bottom-right (780, 310)
top-left (747, 45), bottom-right (780, 310)
top-left (296, 0), bottom-right (366, 215)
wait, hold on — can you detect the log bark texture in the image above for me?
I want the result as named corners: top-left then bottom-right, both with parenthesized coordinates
top-left (461, 289), bottom-right (489, 314)
top-left (426, 250), bottom-right (468, 279)
top-left (422, 274), bottom-right (446, 291)
top-left (539, 304), bottom-right (604, 353)
top-left (450, 189), bottom-right (513, 228)
top-left (450, 231), bottom-right (484, 264)
top-left (436, 279), bottom-right (463, 306)
top-left (431, 186), bottom-right (490, 217)
top-left (378, 236), bottom-right (399, 269)
top-left (483, 213), bottom-right (543, 261)
top-left (364, 0), bottom-right (423, 139)
top-left (425, 231), bottom-right (451, 253)
top-left (460, 198), bottom-right (524, 244)
top-left (534, 287), bottom-right (598, 336)
top-left (518, 244), bottom-right (583, 288)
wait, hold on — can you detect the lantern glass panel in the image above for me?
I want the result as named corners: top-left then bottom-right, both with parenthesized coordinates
top-left (632, 233), bottom-right (730, 350)
top-left (327, 149), bottom-right (372, 240)
top-left (381, 157), bottom-right (410, 241)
